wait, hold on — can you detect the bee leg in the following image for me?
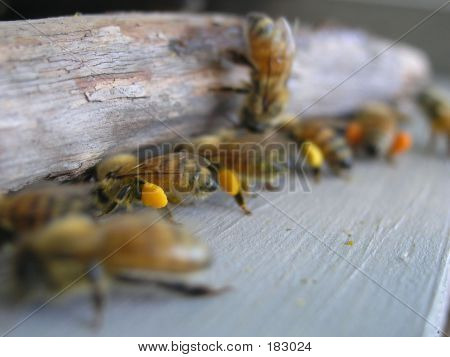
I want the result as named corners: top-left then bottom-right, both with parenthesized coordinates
top-left (86, 265), bottom-right (106, 328)
top-left (154, 281), bottom-right (229, 297)
top-left (233, 191), bottom-right (251, 215)
top-left (114, 274), bottom-right (229, 296)
top-left (100, 184), bottom-right (134, 215)
top-left (210, 85), bottom-right (250, 94)
top-left (221, 49), bottom-right (255, 69)
top-left (98, 200), bottom-right (118, 216)
top-left (218, 169), bottom-right (251, 214)
top-left (95, 185), bottom-right (116, 215)
top-left (162, 206), bottom-right (181, 225)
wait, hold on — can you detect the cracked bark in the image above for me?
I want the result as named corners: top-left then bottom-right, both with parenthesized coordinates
top-left (0, 13), bottom-right (430, 191)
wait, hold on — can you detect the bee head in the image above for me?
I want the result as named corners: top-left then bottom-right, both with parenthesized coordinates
top-left (186, 156), bottom-right (219, 196)
top-left (246, 13), bottom-right (274, 39)
top-left (194, 168), bottom-right (218, 194)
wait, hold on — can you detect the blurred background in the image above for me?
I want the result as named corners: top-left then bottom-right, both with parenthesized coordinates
top-left (0, 0), bottom-right (449, 73)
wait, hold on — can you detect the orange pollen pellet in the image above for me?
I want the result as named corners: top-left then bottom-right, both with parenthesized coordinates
top-left (389, 131), bottom-right (412, 155)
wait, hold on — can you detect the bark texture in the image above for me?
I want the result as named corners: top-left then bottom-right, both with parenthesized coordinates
top-left (0, 13), bottom-right (430, 191)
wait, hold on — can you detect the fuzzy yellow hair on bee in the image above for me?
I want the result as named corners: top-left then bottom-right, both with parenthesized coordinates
top-left (96, 153), bottom-right (138, 181)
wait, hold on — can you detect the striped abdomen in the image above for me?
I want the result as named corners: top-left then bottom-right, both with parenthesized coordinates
top-left (0, 184), bottom-right (96, 235)
top-left (246, 14), bottom-right (294, 83)
top-left (294, 121), bottom-right (352, 170)
top-left (358, 115), bottom-right (396, 156)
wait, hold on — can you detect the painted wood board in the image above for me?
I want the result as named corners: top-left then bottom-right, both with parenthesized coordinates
top-left (0, 112), bottom-right (449, 336)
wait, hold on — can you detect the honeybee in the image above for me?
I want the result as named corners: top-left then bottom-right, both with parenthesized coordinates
top-left (176, 128), bottom-right (288, 214)
top-left (283, 118), bottom-right (353, 177)
top-left (221, 13), bottom-right (296, 132)
top-left (0, 182), bottom-right (99, 245)
top-left (345, 102), bottom-right (412, 160)
top-left (96, 152), bottom-right (218, 214)
top-left (14, 211), bottom-right (217, 320)
top-left (417, 89), bottom-right (450, 155)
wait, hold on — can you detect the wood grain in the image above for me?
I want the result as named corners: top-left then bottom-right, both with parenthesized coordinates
top-left (0, 106), bottom-right (448, 336)
top-left (0, 13), bottom-right (430, 192)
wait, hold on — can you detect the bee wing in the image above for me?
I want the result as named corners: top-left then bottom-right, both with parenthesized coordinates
top-left (275, 17), bottom-right (296, 60)
top-left (117, 152), bottom-right (208, 179)
top-left (242, 13), bottom-right (258, 66)
top-left (117, 160), bottom-right (183, 179)
top-left (260, 17), bottom-right (296, 111)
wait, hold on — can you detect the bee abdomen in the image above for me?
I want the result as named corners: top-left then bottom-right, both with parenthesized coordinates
top-left (299, 124), bottom-right (352, 167)
top-left (3, 189), bottom-right (95, 234)
top-left (8, 193), bottom-right (52, 232)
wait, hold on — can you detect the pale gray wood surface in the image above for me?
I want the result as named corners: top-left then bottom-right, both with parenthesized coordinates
top-left (0, 105), bottom-right (448, 337)
top-left (0, 13), bottom-right (430, 192)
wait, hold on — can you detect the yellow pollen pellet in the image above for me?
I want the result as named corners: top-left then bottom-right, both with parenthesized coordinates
top-left (218, 169), bottom-right (240, 196)
top-left (141, 183), bottom-right (168, 208)
top-left (303, 141), bottom-right (323, 168)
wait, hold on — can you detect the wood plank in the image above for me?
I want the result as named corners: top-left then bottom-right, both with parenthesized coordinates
top-left (0, 108), bottom-right (448, 336)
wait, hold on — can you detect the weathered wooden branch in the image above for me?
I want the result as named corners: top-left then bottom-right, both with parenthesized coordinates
top-left (0, 13), bottom-right (430, 191)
